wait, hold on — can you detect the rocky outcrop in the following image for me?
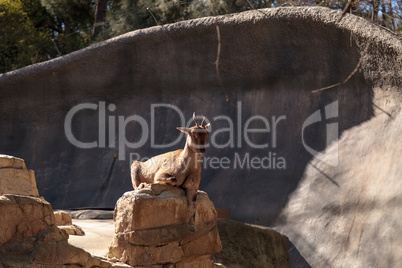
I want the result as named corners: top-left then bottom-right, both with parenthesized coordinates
top-left (0, 194), bottom-right (113, 267)
top-left (58, 224), bottom-right (85, 236)
top-left (108, 184), bottom-right (222, 267)
top-left (55, 210), bottom-right (85, 236)
top-left (0, 155), bottom-right (39, 197)
top-left (0, 155), bottom-right (128, 267)
top-left (54, 210), bottom-right (73, 225)
top-left (212, 219), bottom-right (289, 268)
top-left (276, 110), bottom-right (402, 268)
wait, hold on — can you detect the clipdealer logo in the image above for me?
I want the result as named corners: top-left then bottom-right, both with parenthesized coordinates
top-left (64, 101), bottom-right (338, 168)
top-left (302, 101), bottom-right (339, 167)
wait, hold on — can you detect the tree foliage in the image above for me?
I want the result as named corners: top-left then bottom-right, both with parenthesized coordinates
top-left (40, 0), bottom-right (95, 53)
top-left (280, 0), bottom-right (401, 32)
top-left (0, 0), bottom-right (51, 73)
top-left (0, 0), bottom-right (401, 73)
top-left (103, 0), bottom-right (200, 37)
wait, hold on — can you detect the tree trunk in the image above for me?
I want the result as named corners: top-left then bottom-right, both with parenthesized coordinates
top-left (388, 0), bottom-right (396, 31)
top-left (92, 0), bottom-right (108, 40)
top-left (372, 0), bottom-right (380, 23)
top-left (381, 0), bottom-right (387, 27)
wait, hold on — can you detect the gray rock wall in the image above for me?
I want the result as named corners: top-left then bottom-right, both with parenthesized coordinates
top-left (0, 7), bottom-right (401, 239)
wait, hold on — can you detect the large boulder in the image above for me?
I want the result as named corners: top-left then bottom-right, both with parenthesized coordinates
top-left (0, 155), bottom-right (39, 197)
top-left (276, 110), bottom-right (402, 267)
top-left (108, 184), bottom-right (222, 267)
top-left (0, 194), bottom-right (112, 267)
top-left (212, 219), bottom-right (289, 268)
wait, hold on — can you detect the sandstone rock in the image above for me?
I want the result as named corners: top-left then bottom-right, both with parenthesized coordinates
top-left (108, 184), bottom-right (222, 267)
top-left (212, 219), bottom-right (289, 268)
top-left (59, 224), bottom-right (86, 236)
top-left (54, 210), bottom-right (73, 225)
top-left (0, 155), bottom-right (39, 197)
top-left (0, 154), bottom-right (26, 169)
top-left (54, 211), bottom-right (85, 236)
top-left (0, 194), bottom-right (117, 267)
top-left (0, 194), bottom-right (56, 246)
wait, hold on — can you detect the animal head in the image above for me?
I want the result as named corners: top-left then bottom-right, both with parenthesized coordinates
top-left (177, 113), bottom-right (210, 156)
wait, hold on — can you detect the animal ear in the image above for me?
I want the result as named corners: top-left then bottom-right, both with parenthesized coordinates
top-left (177, 127), bottom-right (192, 134)
top-left (205, 123), bottom-right (210, 130)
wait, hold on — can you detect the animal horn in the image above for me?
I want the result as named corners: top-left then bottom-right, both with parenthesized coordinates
top-left (200, 114), bottom-right (206, 127)
top-left (193, 112), bottom-right (200, 127)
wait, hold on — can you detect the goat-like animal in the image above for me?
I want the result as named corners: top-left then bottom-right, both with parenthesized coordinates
top-left (130, 113), bottom-right (210, 231)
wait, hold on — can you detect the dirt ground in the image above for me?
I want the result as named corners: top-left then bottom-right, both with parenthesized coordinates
top-left (68, 219), bottom-right (115, 257)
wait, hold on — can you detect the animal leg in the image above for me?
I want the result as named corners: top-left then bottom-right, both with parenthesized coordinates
top-left (185, 188), bottom-right (197, 232)
top-left (155, 171), bottom-right (177, 186)
top-left (130, 161), bottom-right (143, 189)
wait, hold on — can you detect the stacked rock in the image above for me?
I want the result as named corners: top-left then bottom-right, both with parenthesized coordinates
top-left (54, 211), bottom-right (85, 236)
top-left (0, 155), bottom-right (115, 267)
top-left (108, 184), bottom-right (222, 267)
top-left (0, 154), bottom-right (39, 197)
